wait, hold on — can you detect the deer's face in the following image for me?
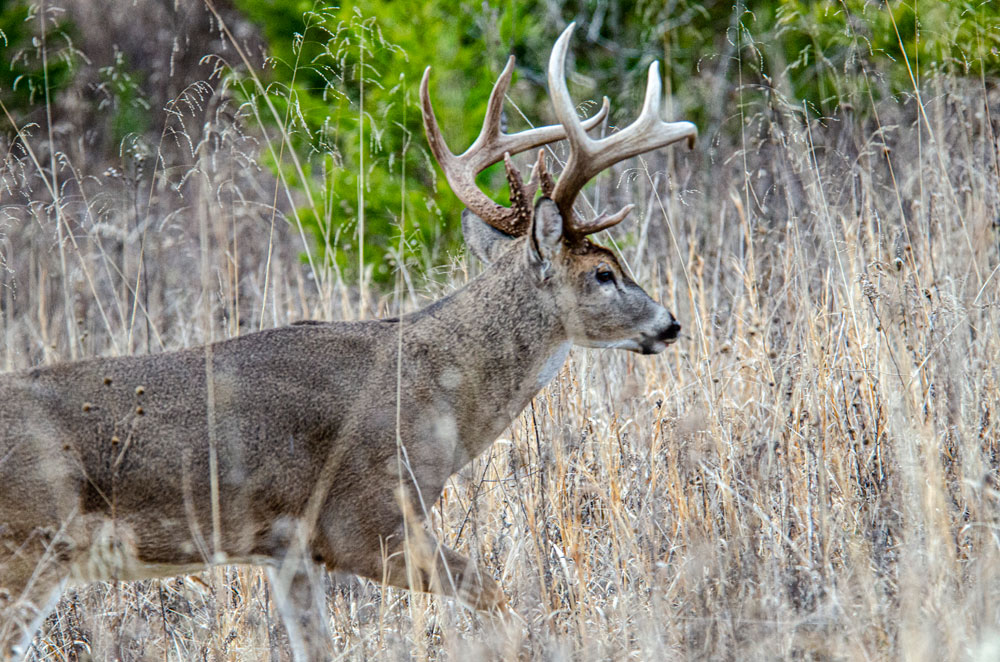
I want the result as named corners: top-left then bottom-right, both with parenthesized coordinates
top-left (556, 241), bottom-right (680, 354)
top-left (464, 198), bottom-right (680, 355)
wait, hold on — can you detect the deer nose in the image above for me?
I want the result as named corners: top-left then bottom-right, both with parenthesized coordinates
top-left (659, 318), bottom-right (681, 342)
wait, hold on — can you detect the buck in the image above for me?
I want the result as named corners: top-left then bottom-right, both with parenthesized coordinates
top-left (0, 24), bottom-right (694, 661)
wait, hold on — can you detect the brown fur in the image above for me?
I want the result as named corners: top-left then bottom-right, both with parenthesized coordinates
top-left (0, 199), bottom-right (678, 660)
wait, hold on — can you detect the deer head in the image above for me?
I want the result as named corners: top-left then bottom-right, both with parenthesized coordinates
top-left (421, 23), bottom-right (695, 354)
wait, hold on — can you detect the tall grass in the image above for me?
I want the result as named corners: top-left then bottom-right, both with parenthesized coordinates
top-left (2, 2), bottom-right (999, 660)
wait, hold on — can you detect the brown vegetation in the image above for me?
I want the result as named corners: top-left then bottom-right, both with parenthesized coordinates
top-left (2, 2), bottom-right (999, 660)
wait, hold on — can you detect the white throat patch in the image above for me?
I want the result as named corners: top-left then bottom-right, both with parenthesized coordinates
top-left (537, 342), bottom-right (571, 389)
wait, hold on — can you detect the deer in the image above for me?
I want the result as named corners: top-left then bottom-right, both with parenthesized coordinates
top-left (0, 23), bottom-right (695, 661)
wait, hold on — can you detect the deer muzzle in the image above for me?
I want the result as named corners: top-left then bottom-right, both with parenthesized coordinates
top-left (636, 310), bottom-right (681, 355)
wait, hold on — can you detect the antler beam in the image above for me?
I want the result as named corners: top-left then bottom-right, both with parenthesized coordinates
top-left (421, 56), bottom-right (608, 236)
top-left (548, 23), bottom-right (698, 237)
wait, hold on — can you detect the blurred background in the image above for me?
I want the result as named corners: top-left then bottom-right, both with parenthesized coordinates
top-left (2, 1), bottom-right (1000, 660)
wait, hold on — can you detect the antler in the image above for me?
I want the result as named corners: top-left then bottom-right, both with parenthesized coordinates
top-left (548, 23), bottom-right (698, 238)
top-left (421, 56), bottom-right (608, 236)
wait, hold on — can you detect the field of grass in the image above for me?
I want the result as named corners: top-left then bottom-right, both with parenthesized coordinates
top-left (3, 3), bottom-right (1000, 661)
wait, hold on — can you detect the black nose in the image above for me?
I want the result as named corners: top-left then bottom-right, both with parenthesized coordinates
top-left (659, 319), bottom-right (681, 341)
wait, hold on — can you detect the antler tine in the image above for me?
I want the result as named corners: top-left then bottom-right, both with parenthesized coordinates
top-left (529, 149), bottom-right (555, 197)
top-left (577, 204), bottom-right (636, 235)
top-left (504, 152), bottom-right (536, 233)
top-left (421, 57), bottom-right (609, 236)
top-left (467, 57), bottom-right (516, 171)
top-left (548, 23), bottom-right (698, 237)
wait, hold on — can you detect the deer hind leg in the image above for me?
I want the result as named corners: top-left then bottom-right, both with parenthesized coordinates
top-left (0, 528), bottom-right (74, 661)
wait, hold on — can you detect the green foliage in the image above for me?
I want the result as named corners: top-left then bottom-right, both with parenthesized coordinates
top-left (0, 0), bottom-right (76, 118)
top-left (230, 1), bottom-right (530, 282)
top-left (229, 0), bottom-right (1000, 282)
top-left (1, 2), bottom-right (151, 159)
top-left (98, 49), bottom-right (152, 148)
top-left (767, 0), bottom-right (1000, 110)
top-left (504, 0), bottom-right (1000, 116)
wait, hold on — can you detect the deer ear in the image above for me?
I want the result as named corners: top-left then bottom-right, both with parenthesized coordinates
top-left (462, 209), bottom-right (515, 265)
top-left (528, 197), bottom-right (564, 278)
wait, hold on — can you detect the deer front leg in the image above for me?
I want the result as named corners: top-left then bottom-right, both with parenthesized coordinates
top-left (325, 469), bottom-right (506, 612)
top-left (265, 558), bottom-right (333, 662)
top-left (375, 535), bottom-right (506, 612)
top-left (263, 517), bottom-right (334, 662)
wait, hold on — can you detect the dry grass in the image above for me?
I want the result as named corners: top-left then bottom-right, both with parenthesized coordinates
top-left (3, 5), bottom-right (1000, 661)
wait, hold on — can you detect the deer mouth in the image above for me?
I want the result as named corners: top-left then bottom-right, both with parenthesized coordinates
top-left (635, 337), bottom-right (670, 354)
top-left (635, 320), bottom-right (681, 354)
top-left (588, 318), bottom-right (681, 354)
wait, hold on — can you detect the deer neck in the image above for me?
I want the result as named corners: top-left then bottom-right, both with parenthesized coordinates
top-left (403, 242), bottom-right (570, 463)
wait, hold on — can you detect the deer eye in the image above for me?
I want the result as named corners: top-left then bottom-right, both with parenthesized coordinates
top-left (595, 268), bottom-right (615, 284)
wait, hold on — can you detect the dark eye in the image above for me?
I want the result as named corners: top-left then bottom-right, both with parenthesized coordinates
top-left (595, 269), bottom-right (615, 284)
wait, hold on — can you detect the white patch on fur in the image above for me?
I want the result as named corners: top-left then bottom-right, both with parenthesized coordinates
top-left (537, 342), bottom-right (571, 388)
top-left (433, 411), bottom-right (459, 449)
top-left (439, 367), bottom-right (462, 390)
